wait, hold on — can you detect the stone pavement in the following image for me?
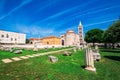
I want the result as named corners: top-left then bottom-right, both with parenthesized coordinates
top-left (1, 48), bottom-right (73, 63)
top-left (2, 59), bottom-right (13, 63)
top-left (12, 57), bottom-right (22, 61)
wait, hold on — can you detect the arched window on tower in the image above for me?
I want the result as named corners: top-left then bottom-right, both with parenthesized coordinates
top-left (6, 34), bottom-right (9, 38)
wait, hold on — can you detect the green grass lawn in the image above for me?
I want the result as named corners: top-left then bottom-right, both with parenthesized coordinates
top-left (0, 47), bottom-right (71, 60)
top-left (0, 48), bottom-right (120, 80)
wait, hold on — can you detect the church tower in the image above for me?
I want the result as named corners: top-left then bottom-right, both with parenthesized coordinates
top-left (78, 21), bottom-right (84, 45)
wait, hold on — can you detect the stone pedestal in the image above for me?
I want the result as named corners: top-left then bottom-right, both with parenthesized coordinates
top-left (85, 48), bottom-right (96, 72)
top-left (85, 67), bottom-right (96, 72)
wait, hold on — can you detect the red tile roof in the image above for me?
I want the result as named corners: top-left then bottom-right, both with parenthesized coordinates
top-left (29, 38), bottom-right (41, 41)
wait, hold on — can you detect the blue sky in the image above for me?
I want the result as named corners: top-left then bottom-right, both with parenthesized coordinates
top-left (0, 0), bottom-right (120, 38)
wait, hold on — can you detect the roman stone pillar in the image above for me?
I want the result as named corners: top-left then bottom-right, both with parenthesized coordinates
top-left (85, 48), bottom-right (96, 72)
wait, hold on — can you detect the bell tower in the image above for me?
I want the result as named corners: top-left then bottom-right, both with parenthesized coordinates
top-left (78, 21), bottom-right (84, 45)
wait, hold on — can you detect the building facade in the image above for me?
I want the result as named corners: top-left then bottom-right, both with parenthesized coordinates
top-left (60, 34), bottom-right (65, 46)
top-left (41, 36), bottom-right (61, 45)
top-left (61, 30), bottom-right (79, 46)
top-left (60, 21), bottom-right (84, 46)
top-left (29, 38), bottom-right (41, 45)
top-left (0, 30), bottom-right (26, 44)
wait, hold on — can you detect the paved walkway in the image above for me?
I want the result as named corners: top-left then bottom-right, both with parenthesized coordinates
top-left (1, 48), bottom-right (73, 63)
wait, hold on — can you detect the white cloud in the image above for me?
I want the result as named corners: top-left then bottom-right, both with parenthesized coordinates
top-left (75, 5), bottom-right (120, 19)
top-left (33, 0), bottom-right (98, 25)
top-left (0, 0), bottom-right (32, 20)
top-left (49, 5), bottom-right (120, 28)
top-left (84, 19), bottom-right (117, 27)
top-left (36, 0), bottom-right (60, 13)
top-left (16, 25), bottom-right (55, 37)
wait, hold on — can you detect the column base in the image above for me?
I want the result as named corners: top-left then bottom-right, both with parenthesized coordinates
top-left (85, 67), bottom-right (96, 72)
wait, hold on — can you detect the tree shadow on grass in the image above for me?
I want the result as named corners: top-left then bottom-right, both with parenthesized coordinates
top-left (104, 56), bottom-right (120, 61)
top-left (81, 65), bottom-right (85, 69)
top-left (101, 49), bottom-right (120, 53)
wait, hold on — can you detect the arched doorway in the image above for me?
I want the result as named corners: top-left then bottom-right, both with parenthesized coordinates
top-left (62, 40), bottom-right (64, 46)
top-left (47, 42), bottom-right (49, 45)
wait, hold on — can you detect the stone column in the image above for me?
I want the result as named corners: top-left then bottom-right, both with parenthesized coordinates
top-left (85, 48), bottom-right (96, 72)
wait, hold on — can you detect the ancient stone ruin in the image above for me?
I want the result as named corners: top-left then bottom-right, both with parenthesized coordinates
top-left (4, 47), bottom-right (13, 52)
top-left (52, 46), bottom-right (55, 49)
top-left (73, 47), bottom-right (77, 53)
top-left (48, 55), bottom-right (58, 63)
top-left (80, 45), bottom-right (84, 50)
top-left (63, 51), bottom-right (72, 56)
top-left (85, 48), bottom-right (96, 72)
top-left (44, 47), bottom-right (48, 50)
top-left (0, 46), bottom-right (23, 54)
top-left (77, 46), bottom-right (81, 50)
top-left (33, 43), bottom-right (38, 52)
top-left (14, 50), bottom-right (22, 54)
top-left (92, 49), bottom-right (101, 61)
top-left (95, 43), bottom-right (98, 49)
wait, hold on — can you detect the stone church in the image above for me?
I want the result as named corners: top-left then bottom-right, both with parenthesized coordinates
top-left (61, 21), bottom-right (85, 46)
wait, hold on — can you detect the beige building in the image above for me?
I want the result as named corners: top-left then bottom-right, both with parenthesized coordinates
top-left (41, 36), bottom-right (61, 45)
top-left (0, 30), bottom-right (26, 44)
top-left (29, 36), bottom-right (61, 46)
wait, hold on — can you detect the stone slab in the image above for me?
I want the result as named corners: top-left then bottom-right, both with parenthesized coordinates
top-left (38, 54), bottom-right (41, 56)
top-left (26, 55), bottom-right (35, 58)
top-left (19, 56), bottom-right (29, 59)
top-left (2, 59), bottom-right (13, 63)
top-left (32, 54), bottom-right (40, 57)
top-left (11, 57), bottom-right (22, 61)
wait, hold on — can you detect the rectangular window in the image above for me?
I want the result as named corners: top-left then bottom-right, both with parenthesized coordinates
top-left (11, 38), bottom-right (13, 41)
top-left (79, 32), bottom-right (81, 33)
top-left (6, 34), bottom-right (9, 38)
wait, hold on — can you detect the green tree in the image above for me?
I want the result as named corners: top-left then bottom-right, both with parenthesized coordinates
top-left (26, 39), bottom-right (30, 44)
top-left (85, 28), bottom-right (104, 45)
top-left (104, 19), bottom-right (120, 48)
